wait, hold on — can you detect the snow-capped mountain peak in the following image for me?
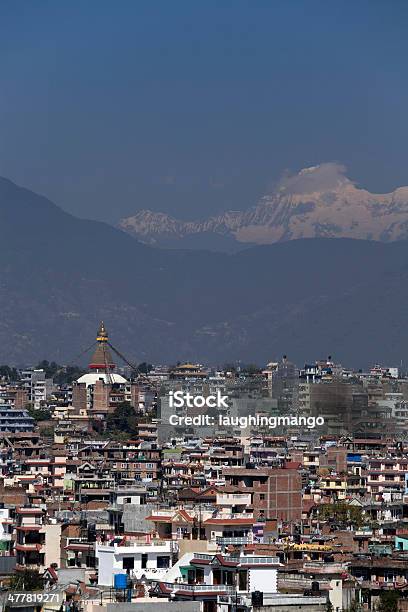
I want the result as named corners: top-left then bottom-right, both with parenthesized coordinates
top-left (119, 163), bottom-right (408, 249)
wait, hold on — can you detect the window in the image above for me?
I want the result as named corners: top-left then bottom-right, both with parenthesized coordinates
top-left (188, 569), bottom-right (196, 584)
top-left (259, 494), bottom-right (265, 501)
top-left (123, 557), bottom-right (134, 570)
top-left (141, 554), bottom-right (148, 569)
top-left (157, 556), bottom-right (170, 569)
top-left (238, 570), bottom-right (248, 591)
top-left (196, 568), bottom-right (204, 583)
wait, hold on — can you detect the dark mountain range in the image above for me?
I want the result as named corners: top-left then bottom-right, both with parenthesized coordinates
top-left (0, 176), bottom-right (407, 368)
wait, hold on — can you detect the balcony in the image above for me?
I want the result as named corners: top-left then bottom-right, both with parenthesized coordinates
top-left (216, 494), bottom-right (252, 506)
top-left (302, 561), bottom-right (348, 573)
top-left (15, 542), bottom-right (44, 553)
top-left (112, 485), bottom-right (147, 493)
top-left (241, 556), bottom-right (280, 565)
top-left (212, 513), bottom-right (254, 520)
top-left (216, 537), bottom-right (249, 546)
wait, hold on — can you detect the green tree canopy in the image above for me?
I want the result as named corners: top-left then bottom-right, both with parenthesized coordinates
top-left (317, 503), bottom-right (366, 529)
top-left (106, 402), bottom-right (138, 438)
top-left (0, 365), bottom-right (20, 381)
top-left (378, 591), bottom-right (400, 612)
top-left (10, 569), bottom-right (43, 591)
top-left (35, 360), bottom-right (85, 385)
top-left (27, 407), bottom-right (52, 421)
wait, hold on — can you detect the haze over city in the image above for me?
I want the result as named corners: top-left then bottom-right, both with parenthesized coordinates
top-left (1, 0), bottom-right (408, 224)
top-left (1, 3), bottom-right (408, 611)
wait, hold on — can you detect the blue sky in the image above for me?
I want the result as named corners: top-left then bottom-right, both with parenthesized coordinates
top-left (0, 0), bottom-right (407, 222)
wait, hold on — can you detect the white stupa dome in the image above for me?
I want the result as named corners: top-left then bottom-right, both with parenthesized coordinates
top-left (76, 372), bottom-right (128, 387)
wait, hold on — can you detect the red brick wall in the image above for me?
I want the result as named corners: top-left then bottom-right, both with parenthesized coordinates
top-left (266, 469), bottom-right (302, 521)
top-left (72, 383), bottom-right (87, 412)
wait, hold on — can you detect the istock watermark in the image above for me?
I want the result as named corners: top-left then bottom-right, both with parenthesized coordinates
top-left (168, 411), bottom-right (325, 430)
top-left (169, 390), bottom-right (229, 408)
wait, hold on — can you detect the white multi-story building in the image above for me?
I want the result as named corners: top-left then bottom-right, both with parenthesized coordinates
top-left (0, 507), bottom-right (13, 554)
top-left (21, 369), bottom-right (54, 409)
top-left (96, 540), bottom-right (178, 585)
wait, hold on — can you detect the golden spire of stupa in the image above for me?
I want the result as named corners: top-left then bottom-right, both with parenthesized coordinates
top-left (96, 321), bottom-right (108, 343)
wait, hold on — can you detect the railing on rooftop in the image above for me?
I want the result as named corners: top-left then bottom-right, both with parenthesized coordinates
top-left (160, 582), bottom-right (236, 594)
top-left (216, 537), bottom-right (249, 546)
top-left (100, 540), bottom-right (178, 550)
top-left (192, 553), bottom-right (280, 565)
top-left (303, 561), bottom-right (347, 571)
top-left (112, 485), bottom-right (147, 492)
top-left (67, 538), bottom-right (92, 545)
top-left (217, 493), bottom-right (251, 500)
top-left (211, 513), bottom-right (254, 520)
top-left (242, 556), bottom-right (279, 565)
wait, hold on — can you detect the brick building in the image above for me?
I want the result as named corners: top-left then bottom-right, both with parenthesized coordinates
top-left (223, 466), bottom-right (302, 521)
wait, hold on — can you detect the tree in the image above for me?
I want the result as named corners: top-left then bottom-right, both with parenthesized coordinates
top-left (54, 365), bottom-right (85, 385)
top-left (378, 591), bottom-right (399, 612)
top-left (318, 503), bottom-right (366, 529)
top-left (0, 365), bottom-right (20, 381)
top-left (10, 569), bottom-right (43, 590)
top-left (27, 407), bottom-right (52, 421)
top-left (223, 363), bottom-right (237, 374)
top-left (39, 426), bottom-right (54, 437)
top-left (106, 402), bottom-right (138, 437)
top-left (36, 360), bottom-right (85, 385)
top-left (36, 360), bottom-right (60, 378)
top-left (241, 363), bottom-right (261, 375)
top-left (137, 362), bottom-right (153, 375)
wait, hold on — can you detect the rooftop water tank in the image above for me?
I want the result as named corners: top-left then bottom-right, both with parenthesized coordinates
top-left (114, 573), bottom-right (127, 589)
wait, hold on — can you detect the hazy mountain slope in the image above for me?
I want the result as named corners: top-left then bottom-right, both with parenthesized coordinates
top-left (1, 176), bottom-right (408, 368)
top-left (119, 164), bottom-right (408, 249)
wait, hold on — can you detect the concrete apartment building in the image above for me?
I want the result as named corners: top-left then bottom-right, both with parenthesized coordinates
top-left (21, 368), bottom-right (54, 410)
top-left (0, 386), bottom-right (29, 409)
top-left (0, 407), bottom-right (35, 433)
top-left (15, 507), bottom-right (61, 572)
